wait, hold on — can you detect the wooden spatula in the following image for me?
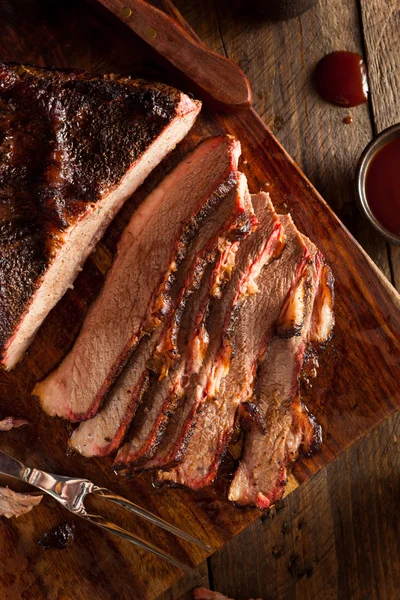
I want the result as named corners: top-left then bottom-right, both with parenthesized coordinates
top-left (95, 0), bottom-right (253, 110)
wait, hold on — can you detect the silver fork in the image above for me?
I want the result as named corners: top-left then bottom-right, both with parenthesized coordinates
top-left (0, 450), bottom-right (211, 572)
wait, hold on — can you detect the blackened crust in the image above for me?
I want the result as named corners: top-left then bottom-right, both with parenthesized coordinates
top-left (0, 63), bottom-right (190, 358)
top-left (147, 172), bottom-right (240, 329)
top-left (301, 409), bottom-right (322, 457)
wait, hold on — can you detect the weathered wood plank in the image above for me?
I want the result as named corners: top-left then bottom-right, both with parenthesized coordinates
top-left (360, 0), bottom-right (400, 289)
top-left (360, 0), bottom-right (400, 131)
top-left (209, 412), bottom-right (400, 599)
top-left (175, 0), bottom-right (392, 282)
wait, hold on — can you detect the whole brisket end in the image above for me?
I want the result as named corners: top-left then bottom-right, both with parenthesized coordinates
top-left (0, 63), bottom-right (201, 369)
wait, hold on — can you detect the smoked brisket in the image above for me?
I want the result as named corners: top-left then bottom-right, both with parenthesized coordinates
top-left (0, 63), bottom-right (200, 369)
top-left (35, 137), bottom-right (240, 421)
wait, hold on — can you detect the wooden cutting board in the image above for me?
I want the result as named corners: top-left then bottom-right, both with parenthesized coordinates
top-left (1, 1), bottom-right (400, 599)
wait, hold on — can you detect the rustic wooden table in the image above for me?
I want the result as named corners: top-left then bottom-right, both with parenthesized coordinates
top-left (161, 1), bottom-right (400, 598)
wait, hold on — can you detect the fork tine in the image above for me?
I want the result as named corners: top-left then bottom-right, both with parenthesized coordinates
top-left (83, 513), bottom-right (195, 573)
top-left (94, 487), bottom-right (211, 552)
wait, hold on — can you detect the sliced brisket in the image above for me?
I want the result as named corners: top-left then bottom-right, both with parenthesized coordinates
top-left (0, 63), bottom-right (200, 370)
top-left (115, 173), bottom-right (257, 469)
top-left (68, 331), bottom-right (156, 457)
top-left (35, 136), bottom-right (241, 421)
top-left (114, 262), bottom-right (216, 468)
top-left (157, 212), bottom-right (311, 489)
top-left (149, 193), bottom-right (285, 473)
top-left (228, 244), bottom-right (334, 508)
top-left (114, 175), bottom-right (256, 468)
top-left (70, 175), bottom-right (255, 457)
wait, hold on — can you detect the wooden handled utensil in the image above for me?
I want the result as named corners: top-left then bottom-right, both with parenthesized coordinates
top-left (96, 0), bottom-right (253, 110)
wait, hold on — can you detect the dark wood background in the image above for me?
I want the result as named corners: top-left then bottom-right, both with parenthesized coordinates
top-left (0, 1), bottom-right (399, 599)
top-left (162, 0), bottom-right (400, 598)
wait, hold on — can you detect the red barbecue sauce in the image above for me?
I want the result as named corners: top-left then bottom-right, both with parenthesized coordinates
top-left (365, 137), bottom-right (400, 237)
top-left (314, 51), bottom-right (368, 107)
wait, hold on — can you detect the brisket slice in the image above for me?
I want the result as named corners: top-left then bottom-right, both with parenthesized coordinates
top-left (0, 63), bottom-right (201, 370)
top-left (146, 193), bottom-right (284, 472)
top-left (157, 212), bottom-right (311, 489)
top-left (35, 136), bottom-right (241, 421)
top-left (114, 262), bottom-right (216, 469)
top-left (114, 175), bottom-right (255, 468)
top-left (228, 246), bottom-right (335, 508)
top-left (68, 331), bottom-right (156, 457)
top-left (69, 175), bottom-right (255, 457)
top-left (151, 173), bottom-right (255, 376)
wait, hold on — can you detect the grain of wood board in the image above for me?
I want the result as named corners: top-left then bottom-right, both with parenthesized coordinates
top-left (166, 425), bottom-right (400, 600)
top-left (209, 412), bottom-right (400, 600)
top-left (0, 1), bottom-right (400, 599)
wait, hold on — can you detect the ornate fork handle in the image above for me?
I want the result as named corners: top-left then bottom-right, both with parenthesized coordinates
top-left (0, 450), bottom-right (210, 572)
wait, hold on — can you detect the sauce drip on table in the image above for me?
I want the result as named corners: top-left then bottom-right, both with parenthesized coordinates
top-left (365, 137), bottom-right (400, 237)
top-left (314, 51), bottom-right (368, 107)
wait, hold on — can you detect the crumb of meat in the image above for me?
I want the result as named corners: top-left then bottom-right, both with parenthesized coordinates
top-left (0, 416), bottom-right (29, 431)
top-left (0, 487), bottom-right (42, 519)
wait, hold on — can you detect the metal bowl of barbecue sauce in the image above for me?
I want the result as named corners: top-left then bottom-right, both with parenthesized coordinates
top-left (356, 123), bottom-right (400, 245)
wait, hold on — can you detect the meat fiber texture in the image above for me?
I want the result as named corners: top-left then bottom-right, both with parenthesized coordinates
top-left (228, 251), bottom-right (334, 508)
top-left (113, 174), bottom-right (256, 469)
top-left (158, 218), bottom-right (333, 504)
top-left (156, 206), bottom-right (309, 489)
top-left (35, 136), bottom-right (242, 422)
top-left (70, 173), bottom-right (254, 457)
top-left (0, 63), bottom-right (201, 370)
top-left (146, 192), bottom-right (283, 473)
top-left (114, 262), bottom-right (217, 469)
